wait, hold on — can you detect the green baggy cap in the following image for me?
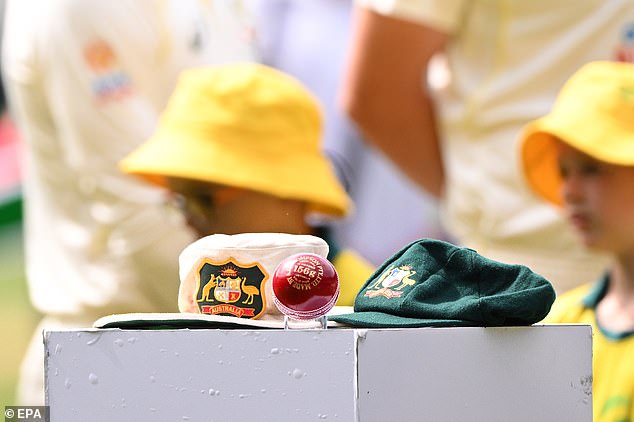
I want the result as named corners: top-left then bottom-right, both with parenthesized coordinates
top-left (329, 239), bottom-right (555, 328)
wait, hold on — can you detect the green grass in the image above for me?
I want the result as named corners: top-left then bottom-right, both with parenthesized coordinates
top-left (0, 193), bottom-right (22, 227)
top-left (0, 222), bottom-right (40, 407)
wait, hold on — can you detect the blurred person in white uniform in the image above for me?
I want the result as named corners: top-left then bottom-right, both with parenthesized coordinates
top-left (340, 0), bottom-right (634, 293)
top-left (251, 0), bottom-right (448, 267)
top-left (2, 0), bottom-right (255, 405)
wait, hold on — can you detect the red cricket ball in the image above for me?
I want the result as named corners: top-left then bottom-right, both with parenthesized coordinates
top-left (271, 253), bottom-right (340, 320)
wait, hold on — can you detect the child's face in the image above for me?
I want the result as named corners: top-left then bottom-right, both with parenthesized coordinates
top-left (166, 178), bottom-right (310, 238)
top-left (556, 140), bottom-right (634, 254)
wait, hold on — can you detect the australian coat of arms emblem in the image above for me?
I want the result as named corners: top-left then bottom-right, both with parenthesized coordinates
top-left (364, 264), bottom-right (417, 298)
top-left (195, 259), bottom-right (267, 319)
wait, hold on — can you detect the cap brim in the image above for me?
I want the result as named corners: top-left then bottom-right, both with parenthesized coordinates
top-left (328, 311), bottom-right (474, 328)
top-left (94, 307), bottom-right (355, 330)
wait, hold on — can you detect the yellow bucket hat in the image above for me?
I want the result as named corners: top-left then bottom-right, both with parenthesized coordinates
top-left (120, 63), bottom-right (351, 217)
top-left (520, 61), bottom-right (634, 206)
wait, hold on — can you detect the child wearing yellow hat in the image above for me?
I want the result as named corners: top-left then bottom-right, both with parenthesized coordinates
top-left (520, 60), bottom-right (634, 422)
top-left (120, 63), bottom-right (374, 306)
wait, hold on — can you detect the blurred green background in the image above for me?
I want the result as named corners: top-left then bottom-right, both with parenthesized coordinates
top-left (0, 211), bottom-right (40, 407)
top-left (0, 82), bottom-right (39, 405)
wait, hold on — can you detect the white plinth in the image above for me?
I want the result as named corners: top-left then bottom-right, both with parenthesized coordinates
top-left (45, 324), bottom-right (592, 422)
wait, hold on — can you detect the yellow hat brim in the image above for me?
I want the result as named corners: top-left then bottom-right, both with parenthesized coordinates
top-left (520, 120), bottom-right (564, 207)
top-left (120, 129), bottom-right (351, 217)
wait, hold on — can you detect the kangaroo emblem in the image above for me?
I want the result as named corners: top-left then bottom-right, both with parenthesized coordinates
top-left (200, 274), bottom-right (217, 302)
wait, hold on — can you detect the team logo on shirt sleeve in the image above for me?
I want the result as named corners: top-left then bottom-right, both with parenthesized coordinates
top-left (615, 22), bottom-right (634, 63)
top-left (83, 39), bottom-right (133, 102)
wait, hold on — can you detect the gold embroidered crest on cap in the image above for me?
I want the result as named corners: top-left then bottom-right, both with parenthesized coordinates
top-left (364, 264), bottom-right (417, 299)
top-left (195, 258), bottom-right (267, 319)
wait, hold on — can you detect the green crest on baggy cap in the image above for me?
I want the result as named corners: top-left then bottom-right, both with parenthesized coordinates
top-left (329, 239), bottom-right (556, 328)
